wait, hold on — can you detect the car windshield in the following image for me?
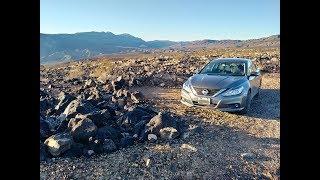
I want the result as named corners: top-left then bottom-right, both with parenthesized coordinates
top-left (199, 61), bottom-right (246, 76)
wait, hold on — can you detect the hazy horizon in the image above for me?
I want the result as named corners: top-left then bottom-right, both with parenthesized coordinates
top-left (40, 31), bottom-right (279, 42)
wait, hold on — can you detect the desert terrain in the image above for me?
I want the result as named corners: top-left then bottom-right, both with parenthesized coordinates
top-left (40, 46), bottom-right (280, 179)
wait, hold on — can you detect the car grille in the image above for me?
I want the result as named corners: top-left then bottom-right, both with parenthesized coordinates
top-left (193, 87), bottom-right (220, 96)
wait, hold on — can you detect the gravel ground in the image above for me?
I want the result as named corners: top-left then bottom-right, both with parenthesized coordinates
top-left (40, 73), bottom-right (280, 180)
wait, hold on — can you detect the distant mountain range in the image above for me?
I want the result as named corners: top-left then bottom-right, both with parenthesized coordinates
top-left (40, 32), bottom-right (279, 64)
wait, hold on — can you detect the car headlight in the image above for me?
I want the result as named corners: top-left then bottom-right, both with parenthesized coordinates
top-left (222, 86), bottom-right (244, 96)
top-left (182, 79), bottom-right (192, 93)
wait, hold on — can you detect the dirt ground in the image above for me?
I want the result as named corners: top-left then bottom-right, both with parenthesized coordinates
top-left (40, 73), bottom-right (280, 180)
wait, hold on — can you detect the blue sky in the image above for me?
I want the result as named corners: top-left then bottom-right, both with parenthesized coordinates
top-left (40, 0), bottom-right (279, 41)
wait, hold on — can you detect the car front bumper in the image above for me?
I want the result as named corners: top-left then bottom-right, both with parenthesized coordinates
top-left (180, 89), bottom-right (247, 112)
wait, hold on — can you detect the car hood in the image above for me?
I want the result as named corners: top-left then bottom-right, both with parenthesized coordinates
top-left (189, 74), bottom-right (247, 89)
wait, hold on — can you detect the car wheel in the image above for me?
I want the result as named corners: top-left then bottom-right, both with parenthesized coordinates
top-left (239, 91), bottom-right (251, 114)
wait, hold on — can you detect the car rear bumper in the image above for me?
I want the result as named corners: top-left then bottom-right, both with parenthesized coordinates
top-left (180, 89), bottom-right (247, 112)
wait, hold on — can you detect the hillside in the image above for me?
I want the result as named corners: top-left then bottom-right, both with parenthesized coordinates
top-left (40, 32), bottom-right (279, 64)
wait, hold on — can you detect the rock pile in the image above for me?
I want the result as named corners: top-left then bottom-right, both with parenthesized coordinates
top-left (40, 77), bottom-right (182, 161)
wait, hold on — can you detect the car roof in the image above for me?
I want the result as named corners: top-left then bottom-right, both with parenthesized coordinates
top-left (211, 58), bottom-right (251, 63)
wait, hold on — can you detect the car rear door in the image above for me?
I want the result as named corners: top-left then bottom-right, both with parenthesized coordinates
top-left (247, 62), bottom-right (260, 96)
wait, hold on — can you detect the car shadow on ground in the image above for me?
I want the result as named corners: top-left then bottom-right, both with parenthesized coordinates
top-left (238, 88), bottom-right (280, 121)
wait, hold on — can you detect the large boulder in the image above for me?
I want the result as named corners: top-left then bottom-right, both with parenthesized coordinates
top-left (70, 118), bottom-right (97, 143)
top-left (61, 143), bottom-right (85, 158)
top-left (54, 92), bottom-right (75, 114)
top-left (85, 109), bottom-right (113, 127)
top-left (118, 107), bottom-right (152, 132)
top-left (61, 99), bottom-right (97, 120)
top-left (96, 126), bottom-right (122, 141)
top-left (133, 119), bottom-right (147, 137)
top-left (44, 133), bottom-right (74, 157)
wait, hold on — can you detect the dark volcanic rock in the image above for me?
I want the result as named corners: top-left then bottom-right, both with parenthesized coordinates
top-left (44, 132), bottom-right (74, 157)
top-left (134, 106), bottom-right (158, 116)
top-left (118, 107), bottom-right (153, 132)
top-left (85, 109), bottom-right (113, 127)
top-left (44, 116), bottom-right (62, 131)
top-left (61, 99), bottom-right (97, 120)
top-left (62, 143), bottom-right (85, 158)
top-left (119, 136), bottom-right (134, 148)
top-left (40, 98), bottom-right (54, 115)
top-left (111, 76), bottom-right (127, 91)
top-left (70, 118), bottom-right (98, 143)
top-left (54, 92), bottom-right (75, 114)
top-left (55, 119), bottom-right (69, 133)
top-left (40, 117), bottom-right (52, 140)
top-left (96, 126), bottom-right (122, 141)
top-left (102, 139), bottom-right (117, 153)
top-left (40, 141), bottom-right (48, 161)
top-left (40, 89), bottom-right (48, 98)
top-left (87, 138), bottom-right (104, 153)
top-left (96, 101), bottom-right (110, 110)
top-left (133, 119), bottom-right (147, 137)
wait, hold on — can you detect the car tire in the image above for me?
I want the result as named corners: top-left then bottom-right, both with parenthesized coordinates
top-left (256, 80), bottom-right (262, 98)
top-left (239, 91), bottom-right (251, 114)
top-left (255, 88), bottom-right (260, 98)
